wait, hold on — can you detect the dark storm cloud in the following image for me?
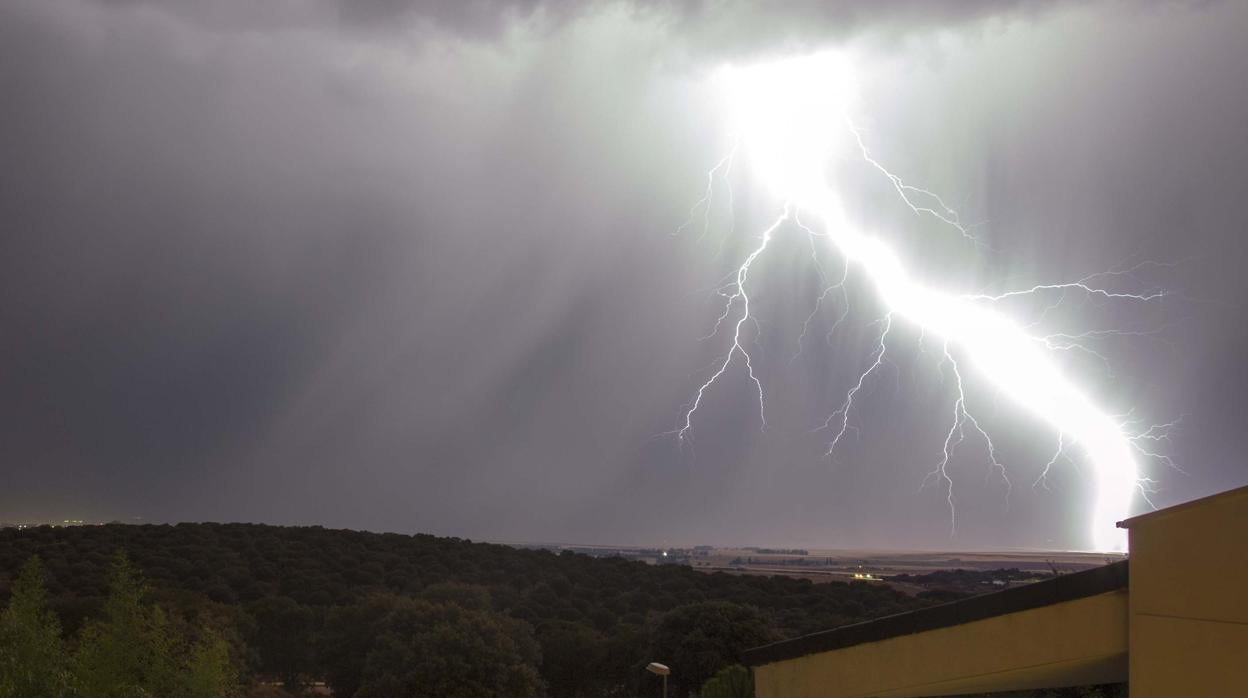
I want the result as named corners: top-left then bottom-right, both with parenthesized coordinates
top-left (1, 0), bottom-right (1245, 549)
top-left (329, 0), bottom-right (1045, 37)
top-left (76, 0), bottom-right (1101, 47)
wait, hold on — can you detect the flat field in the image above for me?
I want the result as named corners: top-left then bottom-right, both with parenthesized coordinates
top-left (690, 548), bottom-right (1125, 592)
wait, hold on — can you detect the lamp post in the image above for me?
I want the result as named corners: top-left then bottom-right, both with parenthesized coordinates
top-left (646, 662), bottom-right (670, 698)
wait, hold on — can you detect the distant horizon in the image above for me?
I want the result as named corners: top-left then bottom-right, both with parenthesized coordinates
top-left (2, 514), bottom-right (1132, 558)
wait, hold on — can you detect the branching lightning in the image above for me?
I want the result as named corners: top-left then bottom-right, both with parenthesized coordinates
top-left (676, 147), bottom-right (737, 243)
top-left (821, 314), bottom-right (892, 457)
top-left (847, 119), bottom-right (984, 248)
top-left (676, 211), bottom-right (788, 444)
top-left (791, 213), bottom-right (851, 365)
top-left (671, 51), bottom-right (1180, 551)
top-left (1035, 433), bottom-right (1067, 491)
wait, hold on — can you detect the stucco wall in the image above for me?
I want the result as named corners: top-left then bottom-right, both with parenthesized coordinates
top-left (1124, 486), bottom-right (1248, 697)
top-left (753, 590), bottom-right (1128, 698)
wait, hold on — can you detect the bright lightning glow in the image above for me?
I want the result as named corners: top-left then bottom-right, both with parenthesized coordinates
top-left (678, 51), bottom-right (1169, 552)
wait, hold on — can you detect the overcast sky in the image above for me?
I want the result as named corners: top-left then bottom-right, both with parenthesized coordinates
top-left (2, 0), bottom-right (1245, 550)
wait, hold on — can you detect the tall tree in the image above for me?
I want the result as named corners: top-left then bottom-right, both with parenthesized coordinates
top-left (72, 553), bottom-right (180, 697)
top-left (184, 629), bottom-right (239, 698)
top-left (0, 556), bottom-right (68, 697)
top-left (700, 664), bottom-right (754, 698)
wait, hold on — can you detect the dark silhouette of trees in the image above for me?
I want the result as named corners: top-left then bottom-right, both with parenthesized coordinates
top-left (320, 596), bottom-right (397, 696)
top-left (537, 620), bottom-right (609, 697)
top-left (650, 602), bottom-right (777, 695)
top-left (353, 596), bottom-right (544, 697)
top-left (246, 596), bottom-right (317, 690)
top-left (0, 523), bottom-right (937, 695)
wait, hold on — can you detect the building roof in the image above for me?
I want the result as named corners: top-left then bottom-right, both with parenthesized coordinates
top-left (1117, 483), bottom-right (1248, 528)
top-left (741, 560), bottom-right (1129, 667)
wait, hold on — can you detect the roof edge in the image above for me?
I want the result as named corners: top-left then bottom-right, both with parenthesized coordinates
top-left (1117, 483), bottom-right (1248, 528)
top-left (742, 560), bottom-right (1128, 667)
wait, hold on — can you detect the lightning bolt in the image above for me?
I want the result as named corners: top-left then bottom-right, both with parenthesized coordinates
top-left (1035, 433), bottom-right (1067, 491)
top-left (671, 51), bottom-right (1179, 551)
top-left (821, 314), bottom-right (892, 458)
top-left (847, 118), bottom-right (984, 248)
top-left (676, 210), bottom-right (788, 445)
top-left (791, 213), bottom-right (851, 365)
top-left (676, 147), bottom-right (737, 243)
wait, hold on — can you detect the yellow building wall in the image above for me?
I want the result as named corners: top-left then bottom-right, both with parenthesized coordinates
top-left (1124, 486), bottom-right (1248, 698)
top-left (754, 590), bottom-right (1128, 698)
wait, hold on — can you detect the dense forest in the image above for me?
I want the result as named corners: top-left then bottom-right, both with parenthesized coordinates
top-left (0, 523), bottom-right (931, 696)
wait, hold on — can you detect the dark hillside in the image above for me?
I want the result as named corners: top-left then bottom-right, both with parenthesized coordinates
top-left (0, 524), bottom-right (932, 695)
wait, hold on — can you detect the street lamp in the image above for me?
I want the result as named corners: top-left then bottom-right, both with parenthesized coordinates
top-left (646, 662), bottom-right (670, 698)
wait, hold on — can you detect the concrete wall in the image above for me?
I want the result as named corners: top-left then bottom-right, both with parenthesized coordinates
top-left (1123, 486), bottom-right (1248, 697)
top-left (753, 590), bottom-right (1128, 698)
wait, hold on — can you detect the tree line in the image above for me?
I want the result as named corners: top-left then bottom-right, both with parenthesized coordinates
top-left (0, 523), bottom-right (932, 696)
